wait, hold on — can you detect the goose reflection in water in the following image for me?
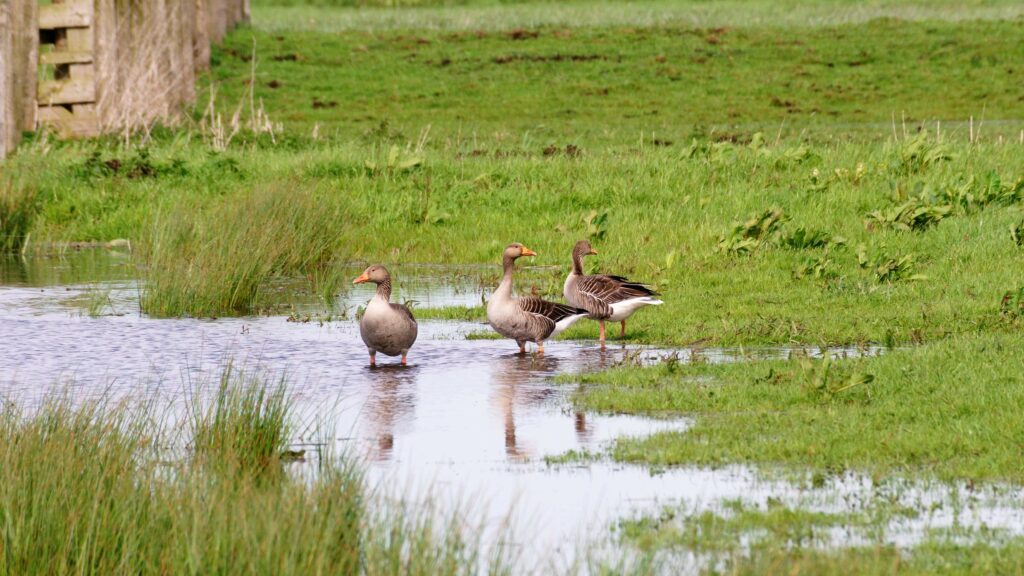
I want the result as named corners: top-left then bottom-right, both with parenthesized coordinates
top-left (362, 366), bottom-right (417, 461)
top-left (491, 353), bottom-right (559, 460)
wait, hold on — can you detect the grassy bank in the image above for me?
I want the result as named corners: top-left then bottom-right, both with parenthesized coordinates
top-left (0, 370), bottom-right (504, 574)
top-left (568, 334), bottom-right (1024, 482)
top-left (5, 136), bottom-right (1024, 345)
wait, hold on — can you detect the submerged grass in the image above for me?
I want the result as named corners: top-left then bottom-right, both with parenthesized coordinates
top-left (0, 369), bottom-right (504, 575)
top-left (616, 499), bottom-right (1024, 575)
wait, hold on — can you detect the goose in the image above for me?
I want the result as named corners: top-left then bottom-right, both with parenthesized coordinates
top-left (353, 265), bottom-right (418, 366)
top-left (487, 243), bottom-right (589, 354)
top-left (563, 240), bottom-right (662, 344)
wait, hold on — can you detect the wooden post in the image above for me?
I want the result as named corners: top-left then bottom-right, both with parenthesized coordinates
top-left (37, 0), bottom-right (99, 137)
top-left (1, 1), bottom-right (11, 158)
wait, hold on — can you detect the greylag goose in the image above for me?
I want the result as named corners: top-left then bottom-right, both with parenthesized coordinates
top-left (487, 243), bottom-right (588, 354)
top-left (563, 240), bottom-right (662, 343)
top-left (353, 265), bottom-right (418, 366)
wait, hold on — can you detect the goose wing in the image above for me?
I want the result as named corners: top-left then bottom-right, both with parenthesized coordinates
top-left (575, 274), bottom-right (659, 315)
top-left (517, 296), bottom-right (585, 335)
top-left (389, 303), bottom-right (418, 326)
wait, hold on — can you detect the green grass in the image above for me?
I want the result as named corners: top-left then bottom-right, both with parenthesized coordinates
top-left (189, 364), bottom-right (294, 479)
top-left (568, 334), bottom-right (1024, 482)
top-left (210, 17), bottom-right (1024, 145)
top-left (6, 1), bottom-right (1024, 570)
top-left (250, 0), bottom-right (1024, 33)
top-left (13, 135), bottom-right (1024, 345)
top-left (140, 183), bottom-right (346, 317)
top-left (0, 371), bottom-right (504, 575)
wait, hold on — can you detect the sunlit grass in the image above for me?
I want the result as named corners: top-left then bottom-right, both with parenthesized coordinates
top-left (140, 184), bottom-right (346, 317)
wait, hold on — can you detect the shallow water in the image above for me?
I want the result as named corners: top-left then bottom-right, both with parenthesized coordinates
top-left (3, 252), bottom-right (1024, 573)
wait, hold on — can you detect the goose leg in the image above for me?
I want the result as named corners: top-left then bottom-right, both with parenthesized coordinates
top-left (599, 321), bottom-right (606, 345)
top-left (620, 320), bottom-right (627, 339)
top-left (517, 341), bottom-right (526, 354)
top-left (369, 351), bottom-right (377, 367)
top-left (401, 352), bottom-right (408, 366)
top-left (537, 341), bottom-right (545, 355)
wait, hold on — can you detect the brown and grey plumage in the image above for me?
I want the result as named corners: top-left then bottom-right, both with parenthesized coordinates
top-left (487, 243), bottom-right (589, 354)
top-left (353, 265), bottom-right (418, 366)
top-left (563, 240), bottom-right (663, 344)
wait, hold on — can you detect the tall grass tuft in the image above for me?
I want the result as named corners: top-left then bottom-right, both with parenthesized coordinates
top-left (0, 179), bottom-right (39, 253)
top-left (0, 368), bottom-right (502, 574)
top-left (189, 363), bottom-right (292, 479)
top-left (141, 184), bottom-right (345, 317)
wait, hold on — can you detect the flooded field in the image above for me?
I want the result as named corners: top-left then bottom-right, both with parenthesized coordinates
top-left (3, 252), bottom-right (1024, 572)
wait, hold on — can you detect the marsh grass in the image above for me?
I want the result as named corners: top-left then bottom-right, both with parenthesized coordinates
top-left (0, 368), bottom-right (502, 575)
top-left (188, 363), bottom-right (293, 479)
top-left (570, 334), bottom-right (1024, 482)
top-left (141, 184), bottom-right (345, 317)
top-left (0, 179), bottom-right (38, 253)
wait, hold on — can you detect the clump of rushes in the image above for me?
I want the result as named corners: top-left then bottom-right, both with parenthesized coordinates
top-left (0, 178), bottom-right (39, 253)
top-left (0, 369), bottom-right (500, 574)
top-left (141, 184), bottom-right (344, 317)
top-left (188, 363), bottom-right (292, 480)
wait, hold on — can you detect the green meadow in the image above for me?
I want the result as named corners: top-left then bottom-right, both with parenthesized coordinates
top-left (5, 0), bottom-right (1024, 572)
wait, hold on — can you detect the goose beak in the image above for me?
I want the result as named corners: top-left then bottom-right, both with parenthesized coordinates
top-left (589, 249), bottom-right (598, 255)
top-left (521, 247), bottom-right (537, 257)
top-left (353, 273), bottom-right (369, 284)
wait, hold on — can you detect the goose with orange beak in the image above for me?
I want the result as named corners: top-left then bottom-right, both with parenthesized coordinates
top-left (564, 239), bottom-right (662, 344)
top-left (353, 265), bottom-right (418, 366)
top-left (486, 243), bottom-right (588, 354)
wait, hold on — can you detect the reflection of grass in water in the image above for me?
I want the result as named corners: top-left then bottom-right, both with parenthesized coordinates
top-left (0, 367), bottom-right (507, 574)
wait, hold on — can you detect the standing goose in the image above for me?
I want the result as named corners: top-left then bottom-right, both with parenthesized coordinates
top-left (564, 240), bottom-right (663, 344)
top-left (353, 265), bottom-right (418, 366)
top-left (487, 243), bottom-right (589, 354)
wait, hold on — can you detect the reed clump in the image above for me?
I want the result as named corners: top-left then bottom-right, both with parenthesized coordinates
top-left (141, 184), bottom-right (345, 317)
top-left (0, 178), bottom-right (38, 253)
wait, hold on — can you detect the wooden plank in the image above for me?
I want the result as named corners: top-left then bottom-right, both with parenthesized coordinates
top-left (38, 104), bottom-right (100, 137)
top-left (40, 50), bottom-right (93, 66)
top-left (39, 2), bottom-right (92, 29)
top-left (68, 63), bottom-right (94, 83)
top-left (66, 27), bottom-right (93, 52)
top-left (37, 79), bottom-right (95, 105)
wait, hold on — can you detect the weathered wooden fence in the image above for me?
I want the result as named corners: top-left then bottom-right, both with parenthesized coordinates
top-left (1, 0), bottom-right (37, 157)
top-left (1, 0), bottom-right (249, 159)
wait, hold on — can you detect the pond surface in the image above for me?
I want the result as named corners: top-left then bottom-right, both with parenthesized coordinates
top-left (3, 252), bottom-right (1024, 573)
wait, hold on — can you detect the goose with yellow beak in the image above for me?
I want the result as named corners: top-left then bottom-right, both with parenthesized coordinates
top-left (486, 243), bottom-right (588, 354)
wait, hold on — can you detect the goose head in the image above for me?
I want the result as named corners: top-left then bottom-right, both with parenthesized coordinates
top-left (503, 243), bottom-right (537, 261)
top-left (573, 240), bottom-right (598, 259)
top-left (353, 264), bottom-right (390, 285)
